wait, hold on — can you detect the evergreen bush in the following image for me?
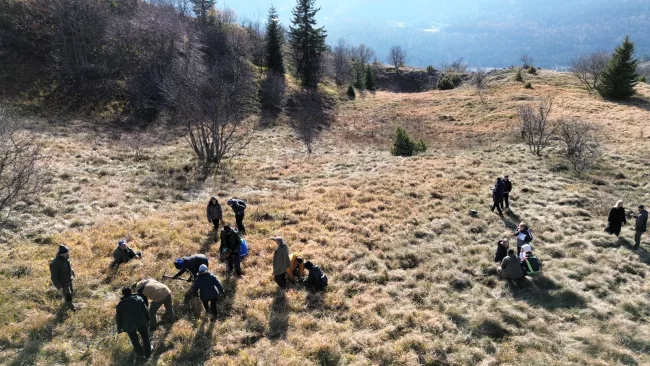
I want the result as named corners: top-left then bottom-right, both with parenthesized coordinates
top-left (391, 127), bottom-right (426, 156)
top-left (347, 85), bottom-right (356, 98)
top-left (514, 68), bottom-right (524, 82)
top-left (597, 36), bottom-right (639, 100)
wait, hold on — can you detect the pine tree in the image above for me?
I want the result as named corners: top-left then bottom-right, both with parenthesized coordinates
top-left (352, 60), bottom-right (365, 89)
top-left (289, 0), bottom-right (327, 88)
top-left (365, 65), bottom-right (376, 90)
top-left (265, 6), bottom-right (285, 74)
top-left (191, 0), bottom-right (215, 23)
top-left (597, 36), bottom-right (639, 100)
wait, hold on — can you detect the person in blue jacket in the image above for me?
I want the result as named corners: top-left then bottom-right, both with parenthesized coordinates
top-left (191, 264), bottom-right (225, 322)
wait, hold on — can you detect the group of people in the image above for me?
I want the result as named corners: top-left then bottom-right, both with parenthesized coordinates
top-left (494, 222), bottom-right (542, 280)
top-left (490, 176), bottom-right (513, 216)
top-left (606, 201), bottom-right (648, 250)
top-left (48, 196), bottom-right (329, 359)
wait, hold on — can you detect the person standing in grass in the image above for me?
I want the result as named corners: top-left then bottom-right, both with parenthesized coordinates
top-left (503, 175), bottom-right (513, 209)
top-left (271, 237), bottom-right (290, 289)
top-left (514, 222), bottom-right (534, 252)
top-left (132, 279), bottom-right (175, 331)
top-left (634, 205), bottom-right (648, 250)
top-left (49, 244), bottom-right (76, 311)
top-left (112, 240), bottom-right (142, 268)
top-left (191, 265), bottom-right (225, 322)
top-left (206, 196), bottom-right (223, 233)
top-left (227, 198), bottom-right (247, 235)
top-left (606, 200), bottom-right (626, 238)
top-left (491, 177), bottom-right (505, 215)
top-left (116, 287), bottom-right (151, 359)
top-left (219, 225), bottom-right (243, 277)
top-left (497, 249), bottom-right (524, 280)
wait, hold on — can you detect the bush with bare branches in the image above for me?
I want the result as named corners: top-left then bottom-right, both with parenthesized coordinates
top-left (0, 108), bottom-right (42, 227)
top-left (520, 54), bottom-right (534, 69)
top-left (559, 120), bottom-right (601, 174)
top-left (518, 97), bottom-right (559, 156)
top-left (473, 69), bottom-right (489, 103)
top-left (570, 51), bottom-right (611, 92)
top-left (450, 58), bottom-right (468, 73)
top-left (388, 46), bottom-right (407, 72)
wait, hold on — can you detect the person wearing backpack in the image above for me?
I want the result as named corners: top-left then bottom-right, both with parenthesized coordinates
top-left (191, 265), bottom-right (225, 322)
top-left (219, 225), bottom-right (243, 277)
top-left (227, 198), bottom-right (247, 235)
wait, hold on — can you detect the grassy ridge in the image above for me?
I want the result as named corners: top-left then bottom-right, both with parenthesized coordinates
top-left (2, 70), bottom-right (650, 365)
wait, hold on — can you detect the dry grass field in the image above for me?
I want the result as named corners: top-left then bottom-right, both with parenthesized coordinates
top-left (2, 69), bottom-right (650, 365)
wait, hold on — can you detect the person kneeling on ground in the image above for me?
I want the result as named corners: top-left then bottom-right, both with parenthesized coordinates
top-left (112, 240), bottom-right (142, 268)
top-left (191, 265), bottom-right (225, 322)
top-left (521, 248), bottom-right (542, 276)
top-left (116, 287), bottom-right (151, 359)
top-left (304, 261), bottom-right (328, 292)
top-left (172, 254), bottom-right (209, 282)
top-left (132, 278), bottom-right (175, 330)
top-left (219, 225), bottom-right (243, 277)
top-left (494, 238), bottom-right (509, 263)
top-left (287, 254), bottom-right (306, 282)
top-left (497, 249), bottom-right (524, 280)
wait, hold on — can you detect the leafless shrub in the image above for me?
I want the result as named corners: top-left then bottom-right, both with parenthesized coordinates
top-left (518, 97), bottom-right (559, 156)
top-left (353, 44), bottom-right (375, 66)
top-left (473, 69), bottom-right (489, 103)
top-left (0, 108), bottom-right (42, 226)
top-left (388, 46), bottom-right (407, 72)
top-left (559, 119), bottom-right (601, 174)
top-left (332, 39), bottom-right (353, 86)
top-left (570, 51), bottom-right (611, 92)
top-left (450, 58), bottom-right (468, 73)
top-left (288, 89), bottom-right (331, 154)
top-left (520, 54), bottom-right (534, 69)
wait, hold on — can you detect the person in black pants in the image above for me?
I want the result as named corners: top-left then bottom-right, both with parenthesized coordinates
top-left (219, 226), bottom-right (243, 277)
top-left (503, 176), bottom-right (512, 209)
top-left (491, 178), bottom-right (505, 215)
top-left (191, 265), bottom-right (225, 322)
top-left (227, 198), bottom-right (247, 235)
top-left (116, 287), bottom-right (152, 359)
top-left (206, 196), bottom-right (223, 232)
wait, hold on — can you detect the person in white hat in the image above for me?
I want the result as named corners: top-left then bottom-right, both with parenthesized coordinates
top-left (271, 237), bottom-right (290, 289)
top-left (190, 264), bottom-right (224, 322)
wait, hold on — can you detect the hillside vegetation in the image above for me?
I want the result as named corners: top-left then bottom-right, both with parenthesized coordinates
top-left (2, 70), bottom-right (650, 365)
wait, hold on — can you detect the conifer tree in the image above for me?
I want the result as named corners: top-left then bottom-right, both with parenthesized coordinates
top-left (265, 6), bottom-right (285, 74)
top-left (191, 0), bottom-right (215, 23)
top-left (289, 0), bottom-right (327, 88)
top-left (365, 65), bottom-right (376, 90)
top-left (352, 60), bottom-right (365, 89)
top-left (598, 36), bottom-right (639, 100)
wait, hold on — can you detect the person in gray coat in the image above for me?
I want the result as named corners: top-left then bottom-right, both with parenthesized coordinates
top-left (634, 205), bottom-right (648, 250)
top-left (497, 249), bottom-right (524, 280)
top-left (206, 197), bottom-right (223, 231)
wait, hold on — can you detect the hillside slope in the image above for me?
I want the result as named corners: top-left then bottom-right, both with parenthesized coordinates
top-left (2, 70), bottom-right (650, 365)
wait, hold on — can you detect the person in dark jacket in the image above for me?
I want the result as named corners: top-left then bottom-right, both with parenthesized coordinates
top-left (227, 198), bottom-right (247, 235)
top-left (514, 222), bottom-right (534, 252)
top-left (634, 205), bottom-right (648, 250)
top-left (497, 249), bottom-right (524, 280)
top-left (304, 261), bottom-right (328, 292)
top-left (206, 197), bottom-right (223, 232)
top-left (521, 249), bottom-right (542, 276)
top-left (191, 265), bottom-right (225, 321)
top-left (172, 254), bottom-right (209, 282)
top-left (49, 244), bottom-right (76, 310)
top-left (491, 178), bottom-right (505, 215)
top-left (112, 240), bottom-right (142, 268)
top-left (503, 176), bottom-right (513, 209)
top-left (607, 200), bottom-right (627, 237)
top-left (219, 225), bottom-right (243, 276)
top-left (116, 287), bottom-right (151, 359)
top-left (494, 238), bottom-right (509, 263)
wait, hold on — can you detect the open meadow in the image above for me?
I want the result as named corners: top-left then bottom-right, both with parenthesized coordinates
top-left (2, 69), bottom-right (650, 365)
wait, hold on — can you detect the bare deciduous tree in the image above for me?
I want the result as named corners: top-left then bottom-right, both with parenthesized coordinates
top-left (570, 51), bottom-right (611, 92)
top-left (388, 45), bottom-right (407, 72)
top-left (332, 39), bottom-right (353, 86)
top-left (519, 97), bottom-right (559, 156)
top-left (473, 68), bottom-right (489, 103)
top-left (520, 54), bottom-right (534, 69)
top-left (0, 108), bottom-right (41, 226)
top-left (450, 57), bottom-right (468, 73)
top-left (289, 89), bottom-right (331, 154)
top-left (353, 44), bottom-right (375, 66)
top-left (559, 119), bottom-right (601, 173)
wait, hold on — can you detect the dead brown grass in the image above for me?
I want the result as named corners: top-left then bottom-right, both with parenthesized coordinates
top-left (2, 70), bottom-right (650, 365)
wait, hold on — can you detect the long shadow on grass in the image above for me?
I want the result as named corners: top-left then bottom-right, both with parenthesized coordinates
top-left (217, 277), bottom-right (238, 320)
top-left (199, 230), bottom-right (219, 255)
top-left (8, 304), bottom-right (70, 366)
top-left (149, 325), bottom-right (174, 365)
top-left (268, 289), bottom-right (289, 341)
top-left (614, 96), bottom-right (650, 113)
top-left (509, 275), bottom-right (587, 311)
top-left (170, 321), bottom-right (215, 366)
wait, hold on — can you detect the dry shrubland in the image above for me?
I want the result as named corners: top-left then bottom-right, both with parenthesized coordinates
top-left (2, 70), bottom-right (650, 365)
